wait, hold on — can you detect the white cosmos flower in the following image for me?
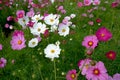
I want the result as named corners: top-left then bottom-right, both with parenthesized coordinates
top-left (32, 14), bottom-right (43, 22)
top-left (18, 16), bottom-right (29, 29)
top-left (44, 14), bottom-right (59, 26)
top-left (28, 38), bottom-right (38, 48)
top-left (44, 43), bottom-right (61, 60)
top-left (58, 24), bottom-right (70, 37)
top-left (30, 22), bottom-right (47, 36)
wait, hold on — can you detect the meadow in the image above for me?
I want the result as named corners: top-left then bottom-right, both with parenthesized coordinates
top-left (0, 0), bottom-right (120, 80)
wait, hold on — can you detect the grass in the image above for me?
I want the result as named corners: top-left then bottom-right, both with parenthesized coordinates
top-left (0, 0), bottom-right (120, 80)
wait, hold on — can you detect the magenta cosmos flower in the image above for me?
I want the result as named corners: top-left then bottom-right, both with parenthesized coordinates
top-left (10, 30), bottom-right (26, 50)
top-left (108, 73), bottom-right (120, 80)
top-left (86, 61), bottom-right (108, 80)
top-left (0, 57), bottom-right (7, 68)
top-left (66, 69), bottom-right (77, 80)
top-left (82, 35), bottom-right (99, 49)
top-left (78, 58), bottom-right (92, 75)
top-left (16, 10), bottom-right (25, 18)
top-left (96, 27), bottom-right (112, 42)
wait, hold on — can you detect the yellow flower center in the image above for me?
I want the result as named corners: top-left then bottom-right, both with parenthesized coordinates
top-left (18, 40), bottom-right (22, 45)
top-left (85, 64), bottom-right (89, 69)
top-left (88, 41), bottom-right (93, 46)
top-left (101, 33), bottom-right (105, 37)
top-left (38, 28), bottom-right (41, 32)
top-left (93, 69), bottom-right (100, 75)
top-left (109, 53), bottom-right (113, 57)
top-left (51, 50), bottom-right (55, 54)
top-left (36, 17), bottom-right (39, 20)
top-left (50, 19), bottom-right (54, 22)
top-left (32, 42), bottom-right (36, 45)
top-left (71, 74), bottom-right (76, 79)
top-left (62, 29), bottom-right (66, 32)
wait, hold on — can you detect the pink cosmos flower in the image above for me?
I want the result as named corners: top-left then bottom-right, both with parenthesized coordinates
top-left (5, 23), bottom-right (9, 28)
top-left (26, 8), bottom-right (35, 17)
top-left (57, 6), bottom-right (64, 11)
top-left (108, 73), bottom-right (120, 80)
top-left (96, 27), bottom-right (112, 42)
top-left (77, 2), bottom-right (83, 7)
top-left (66, 69), bottom-right (77, 80)
top-left (0, 57), bottom-right (7, 68)
top-left (0, 44), bottom-right (2, 50)
top-left (93, 0), bottom-right (100, 5)
top-left (61, 9), bottom-right (66, 14)
top-left (78, 59), bottom-right (92, 75)
top-left (10, 30), bottom-right (26, 50)
top-left (62, 19), bottom-right (69, 25)
top-left (84, 0), bottom-right (92, 6)
top-left (88, 21), bottom-right (94, 26)
top-left (7, 16), bottom-right (14, 21)
top-left (82, 35), bottom-right (99, 49)
top-left (81, 13), bottom-right (87, 17)
top-left (86, 61), bottom-right (108, 80)
top-left (16, 10), bottom-right (25, 18)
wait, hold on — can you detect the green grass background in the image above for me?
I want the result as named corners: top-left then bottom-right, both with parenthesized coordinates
top-left (0, 0), bottom-right (120, 80)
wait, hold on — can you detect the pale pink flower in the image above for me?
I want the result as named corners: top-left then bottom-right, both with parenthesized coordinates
top-left (84, 0), bottom-right (92, 6)
top-left (93, 0), bottom-right (101, 5)
top-left (88, 21), bottom-right (94, 26)
top-left (57, 6), bottom-right (64, 11)
top-left (61, 9), bottom-right (66, 14)
top-left (77, 2), bottom-right (83, 7)
top-left (78, 59), bottom-right (92, 75)
top-left (26, 8), bottom-right (35, 17)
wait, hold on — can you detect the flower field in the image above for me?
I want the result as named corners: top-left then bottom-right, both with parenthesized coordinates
top-left (0, 0), bottom-right (120, 80)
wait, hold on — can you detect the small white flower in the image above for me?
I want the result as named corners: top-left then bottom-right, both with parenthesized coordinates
top-left (55, 41), bottom-right (60, 46)
top-left (50, 25), bottom-right (58, 32)
top-left (32, 14), bottom-right (43, 22)
top-left (30, 22), bottom-right (47, 36)
top-left (44, 43), bottom-right (61, 60)
top-left (58, 24), bottom-right (70, 37)
top-left (18, 16), bottom-right (29, 29)
top-left (50, 0), bottom-right (54, 3)
top-left (28, 38), bottom-right (38, 48)
top-left (70, 14), bottom-right (76, 18)
top-left (44, 14), bottom-right (59, 26)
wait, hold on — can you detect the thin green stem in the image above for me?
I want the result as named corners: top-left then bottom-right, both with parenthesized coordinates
top-left (54, 60), bottom-right (56, 80)
top-left (39, 67), bottom-right (44, 80)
